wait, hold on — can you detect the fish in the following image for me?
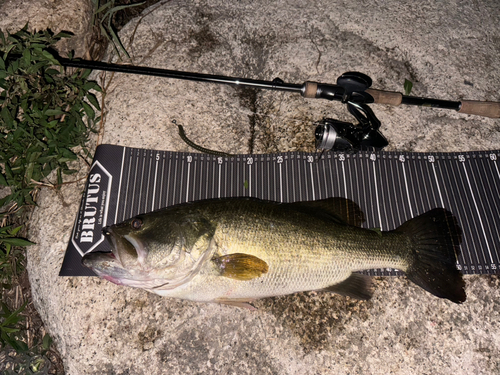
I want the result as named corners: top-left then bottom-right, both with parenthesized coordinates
top-left (82, 197), bottom-right (466, 308)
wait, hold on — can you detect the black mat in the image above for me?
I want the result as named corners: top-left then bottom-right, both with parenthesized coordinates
top-left (60, 144), bottom-right (500, 276)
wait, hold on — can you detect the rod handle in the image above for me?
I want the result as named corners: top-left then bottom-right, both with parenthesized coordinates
top-left (365, 89), bottom-right (403, 106)
top-left (458, 100), bottom-right (500, 118)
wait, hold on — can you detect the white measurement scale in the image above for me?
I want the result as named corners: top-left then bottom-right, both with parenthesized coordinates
top-left (61, 144), bottom-right (500, 277)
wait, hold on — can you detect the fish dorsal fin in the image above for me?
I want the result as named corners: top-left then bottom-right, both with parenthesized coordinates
top-left (213, 253), bottom-right (269, 281)
top-left (288, 197), bottom-right (365, 227)
top-left (320, 273), bottom-right (373, 300)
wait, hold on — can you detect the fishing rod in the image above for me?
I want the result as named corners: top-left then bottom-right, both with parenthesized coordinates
top-left (59, 58), bottom-right (500, 152)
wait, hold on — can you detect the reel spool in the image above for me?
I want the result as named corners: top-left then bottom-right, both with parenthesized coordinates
top-left (314, 104), bottom-right (389, 152)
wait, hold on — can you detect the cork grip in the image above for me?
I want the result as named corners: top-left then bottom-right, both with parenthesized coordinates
top-left (303, 81), bottom-right (318, 98)
top-left (365, 89), bottom-right (403, 106)
top-left (458, 101), bottom-right (500, 118)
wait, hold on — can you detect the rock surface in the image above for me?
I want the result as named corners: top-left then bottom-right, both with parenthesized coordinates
top-left (25, 0), bottom-right (500, 374)
top-left (0, 0), bottom-right (94, 58)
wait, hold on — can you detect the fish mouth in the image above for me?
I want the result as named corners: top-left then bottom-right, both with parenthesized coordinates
top-left (81, 251), bottom-right (131, 285)
top-left (82, 227), bottom-right (156, 288)
top-left (82, 250), bottom-right (174, 290)
top-left (101, 226), bottom-right (147, 267)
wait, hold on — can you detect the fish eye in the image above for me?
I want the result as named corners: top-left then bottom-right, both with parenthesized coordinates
top-left (131, 218), bottom-right (143, 230)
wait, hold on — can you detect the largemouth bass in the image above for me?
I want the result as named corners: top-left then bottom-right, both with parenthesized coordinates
top-left (82, 197), bottom-right (466, 307)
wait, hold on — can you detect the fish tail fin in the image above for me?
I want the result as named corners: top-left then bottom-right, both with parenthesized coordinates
top-left (395, 208), bottom-right (466, 303)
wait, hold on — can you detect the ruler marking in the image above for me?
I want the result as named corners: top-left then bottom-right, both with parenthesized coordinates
top-left (273, 158), bottom-right (277, 201)
top-left (151, 153), bottom-right (159, 211)
top-left (267, 157), bottom-right (271, 200)
top-left (237, 159), bottom-right (240, 197)
top-left (369, 155), bottom-right (384, 273)
top-left (191, 156), bottom-right (200, 201)
top-left (477, 155), bottom-right (500, 257)
top-left (401, 159), bottom-right (413, 218)
top-left (224, 158), bottom-right (228, 198)
top-left (351, 156), bottom-right (359, 211)
top-left (372, 156), bottom-right (383, 230)
top-left (493, 156), bottom-right (500, 181)
top-left (144, 152), bottom-right (152, 211)
top-left (186, 159), bottom-right (191, 202)
top-left (393, 156), bottom-right (406, 225)
top-left (160, 154), bottom-right (165, 208)
top-left (470, 156), bottom-right (494, 264)
top-left (413, 156), bottom-right (425, 213)
top-left (388, 154), bottom-right (399, 228)
top-left (174, 156), bottom-right (180, 204)
top-left (359, 154), bottom-right (370, 226)
top-left (279, 162), bottom-right (283, 202)
top-left (360, 155), bottom-right (369, 224)
top-left (258, 157), bottom-right (262, 199)
top-left (427, 158), bottom-right (439, 207)
top-left (114, 147), bottom-right (127, 224)
top-left (431, 162), bottom-right (445, 207)
top-left (462, 160), bottom-right (493, 263)
top-left (137, 150), bottom-right (146, 214)
top-left (485, 156), bottom-right (500, 266)
top-left (212, 157), bottom-right (216, 199)
top-left (419, 156), bottom-right (434, 208)
top-left (129, 151), bottom-right (139, 218)
top-left (218, 162), bottom-right (221, 199)
top-left (449, 157), bottom-right (477, 271)
top-left (165, 157), bottom-right (172, 207)
top-left (341, 158), bottom-right (347, 198)
top-left (200, 156), bottom-right (206, 199)
top-left (309, 159), bottom-right (316, 201)
top-left (249, 162), bottom-right (252, 197)
top-left (384, 155), bottom-right (397, 229)
top-left (298, 156), bottom-right (303, 200)
top-left (327, 155), bottom-right (334, 197)
top-left (440, 158), bottom-right (469, 269)
top-left (269, 158), bottom-right (273, 201)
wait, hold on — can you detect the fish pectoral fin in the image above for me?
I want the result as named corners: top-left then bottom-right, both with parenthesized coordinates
top-left (213, 253), bottom-right (269, 281)
top-left (321, 273), bottom-right (373, 300)
top-left (214, 298), bottom-right (257, 310)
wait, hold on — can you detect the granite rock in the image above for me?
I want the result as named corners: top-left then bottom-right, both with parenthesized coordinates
top-left (0, 0), bottom-right (94, 58)
top-left (26, 0), bottom-right (500, 374)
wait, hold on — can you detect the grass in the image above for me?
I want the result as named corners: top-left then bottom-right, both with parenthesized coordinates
top-left (0, 26), bottom-right (102, 212)
top-left (0, 26), bottom-right (101, 374)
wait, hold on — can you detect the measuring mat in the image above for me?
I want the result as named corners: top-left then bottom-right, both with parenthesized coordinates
top-left (60, 144), bottom-right (500, 277)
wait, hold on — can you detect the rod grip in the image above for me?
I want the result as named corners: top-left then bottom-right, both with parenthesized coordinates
top-left (303, 81), bottom-right (318, 98)
top-left (458, 100), bottom-right (500, 118)
top-left (365, 89), bottom-right (403, 106)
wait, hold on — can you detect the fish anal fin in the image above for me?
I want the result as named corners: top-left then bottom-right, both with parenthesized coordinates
top-left (321, 273), bottom-right (373, 300)
top-left (214, 298), bottom-right (257, 310)
top-left (213, 253), bottom-right (269, 281)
